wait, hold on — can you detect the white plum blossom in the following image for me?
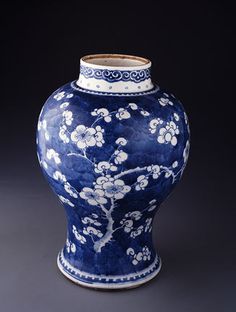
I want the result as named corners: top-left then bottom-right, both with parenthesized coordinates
top-left (94, 176), bottom-right (110, 187)
top-left (135, 175), bottom-right (149, 191)
top-left (157, 121), bottom-right (179, 146)
top-left (125, 211), bottom-right (142, 221)
top-left (132, 253), bottom-right (143, 265)
top-left (148, 199), bottom-right (157, 211)
top-left (66, 239), bottom-right (76, 253)
top-left (147, 165), bottom-right (161, 179)
top-left (140, 110), bottom-right (150, 117)
top-left (59, 125), bottom-right (70, 143)
top-left (91, 108), bottom-right (111, 123)
top-left (83, 226), bottom-right (103, 238)
top-left (142, 246), bottom-right (151, 261)
top-left (62, 110), bottom-right (73, 125)
top-left (116, 108), bottom-right (131, 120)
top-left (144, 218), bottom-right (152, 232)
top-left (64, 182), bottom-right (78, 198)
top-left (45, 132), bottom-right (49, 141)
top-left (37, 119), bottom-right (46, 131)
top-left (126, 246), bottom-right (151, 265)
top-left (53, 170), bottom-right (66, 182)
top-left (58, 195), bottom-right (74, 207)
top-left (130, 225), bottom-right (144, 238)
top-left (82, 216), bottom-right (101, 227)
top-left (158, 97), bottom-right (173, 106)
top-left (148, 204), bottom-right (157, 212)
top-left (72, 225), bottom-right (87, 244)
top-left (149, 199), bottom-right (157, 205)
top-left (66, 93), bottom-right (73, 98)
top-left (101, 178), bottom-right (131, 199)
top-left (114, 150), bottom-right (128, 164)
top-left (71, 125), bottom-right (105, 149)
top-left (149, 118), bottom-right (163, 134)
top-left (94, 161), bottom-right (117, 173)
top-left (172, 161), bottom-right (178, 168)
top-left (70, 243), bottom-right (76, 253)
top-left (54, 91), bottom-right (65, 101)
top-left (42, 161), bottom-right (48, 169)
top-left (95, 176), bottom-right (131, 200)
top-left (121, 210), bottom-right (144, 237)
top-left (130, 252), bottom-right (143, 265)
top-left (164, 170), bottom-right (172, 178)
top-left (87, 125), bottom-right (105, 147)
top-left (60, 102), bottom-right (70, 109)
top-left (183, 140), bottom-right (190, 163)
top-left (38, 119), bottom-right (49, 141)
top-left (126, 247), bottom-right (136, 256)
top-left (115, 137), bottom-right (127, 146)
top-left (128, 103), bottom-right (138, 110)
top-left (79, 187), bottom-right (107, 206)
top-left (120, 219), bottom-right (133, 233)
top-left (174, 113), bottom-right (180, 121)
top-left (46, 148), bottom-right (61, 164)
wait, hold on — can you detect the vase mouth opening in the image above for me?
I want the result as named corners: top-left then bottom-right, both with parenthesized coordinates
top-left (80, 54), bottom-right (151, 70)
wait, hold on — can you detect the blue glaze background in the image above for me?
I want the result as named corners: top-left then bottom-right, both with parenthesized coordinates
top-left (36, 81), bottom-right (190, 284)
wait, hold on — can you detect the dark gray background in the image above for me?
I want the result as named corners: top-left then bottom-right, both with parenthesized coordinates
top-left (0, 1), bottom-right (235, 311)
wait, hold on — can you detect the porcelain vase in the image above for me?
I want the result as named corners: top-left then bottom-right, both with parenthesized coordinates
top-left (36, 54), bottom-right (190, 289)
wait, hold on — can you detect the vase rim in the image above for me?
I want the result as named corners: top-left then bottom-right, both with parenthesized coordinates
top-left (77, 54), bottom-right (153, 94)
top-left (80, 54), bottom-right (151, 70)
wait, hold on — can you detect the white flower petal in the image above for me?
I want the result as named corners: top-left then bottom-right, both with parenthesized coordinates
top-left (114, 192), bottom-right (125, 200)
top-left (77, 141), bottom-right (86, 149)
top-left (114, 179), bottom-right (125, 186)
top-left (171, 136), bottom-right (177, 146)
top-left (129, 103), bottom-right (138, 110)
top-left (157, 136), bottom-right (165, 143)
top-left (87, 198), bottom-right (98, 206)
top-left (122, 185), bottom-right (131, 193)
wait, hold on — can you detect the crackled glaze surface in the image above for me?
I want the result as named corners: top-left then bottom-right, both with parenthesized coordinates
top-left (36, 54), bottom-right (190, 288)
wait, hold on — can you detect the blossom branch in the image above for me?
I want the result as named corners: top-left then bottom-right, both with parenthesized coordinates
top-left (160, 165), bottom-right (182, 184)
top-left (90, 110), bottom-right (118, 128)
top-left (67, 152), bottom-right (95, 166)
top-left (114, 166), bottom-right (148, 179)
top-left (94, 198), bottom-right (115, 252)
top-left (99, 204), bottom-right (109, 215)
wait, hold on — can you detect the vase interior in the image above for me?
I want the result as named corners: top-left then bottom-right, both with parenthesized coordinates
top-left (81, 54), bottom-right (150, 68)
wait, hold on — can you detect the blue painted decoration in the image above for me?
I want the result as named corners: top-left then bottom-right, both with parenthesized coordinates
top-left (36, 54), bottom-right (190, 289)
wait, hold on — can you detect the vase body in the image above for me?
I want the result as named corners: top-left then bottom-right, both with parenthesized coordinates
top-left (36, 54), bottom-right (190, 289)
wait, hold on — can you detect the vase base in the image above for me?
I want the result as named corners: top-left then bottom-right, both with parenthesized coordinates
top-left (57, 250), bottom-right (162, 290)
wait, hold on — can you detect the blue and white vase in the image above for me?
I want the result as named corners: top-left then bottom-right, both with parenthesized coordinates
top-left (36, 54), bottom-right (190, 289)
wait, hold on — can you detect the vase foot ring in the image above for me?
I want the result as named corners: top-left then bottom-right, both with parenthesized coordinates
top-left (57, 250), bottom-right (162, 290)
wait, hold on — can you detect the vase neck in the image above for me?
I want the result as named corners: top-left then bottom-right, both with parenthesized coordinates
top-left (76, 54), bottom-right (154, 94)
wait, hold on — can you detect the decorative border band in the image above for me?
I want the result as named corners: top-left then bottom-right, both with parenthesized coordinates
top-left (71, 81), bottom-right (159, 96)
top-left (80, 65), bottom-right (151, 83)
top-left (57, 249), bottom-right (160, 287)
